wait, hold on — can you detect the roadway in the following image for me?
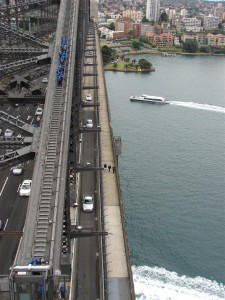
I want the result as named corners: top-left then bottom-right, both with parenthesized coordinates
top-left (0, 0), bottom-right (135, 299)
top-left (75, 25), bottom-right (101, 299)
top-left (0, 101), bottom-right (42, 274)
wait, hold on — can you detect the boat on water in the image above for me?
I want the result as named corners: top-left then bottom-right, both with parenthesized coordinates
top-left (130, 94), bottom-right (169, 104)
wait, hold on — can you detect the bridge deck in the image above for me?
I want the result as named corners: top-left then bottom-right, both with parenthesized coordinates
top-left (95, 31), bottom-right (135, 299)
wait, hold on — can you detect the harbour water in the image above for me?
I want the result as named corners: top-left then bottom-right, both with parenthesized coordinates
top-left (105, 54), bottom-right (225, 299)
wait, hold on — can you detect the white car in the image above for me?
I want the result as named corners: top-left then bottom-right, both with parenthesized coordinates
top-left (19, 180), bottom-right (32, 196)
top-left (82, 193), bottom-right (94, 212)
top-left (4, 129), bottom-right (13, 138)
top-left (86, 94), bottom-right (92, 101)
top-left (12, 164), bottom-right (23, 175)
top-left (86, 119), bottom-right (93, 128)
top-left (35, 107), bottom-right (43, 116)
top-left (42, 78), bottom-right (48, 83)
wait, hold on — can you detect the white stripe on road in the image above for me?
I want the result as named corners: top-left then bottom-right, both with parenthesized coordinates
top-left (0, 177), bottom-right (9, 197)
top-left (3, 219), bottom-right (8, 231)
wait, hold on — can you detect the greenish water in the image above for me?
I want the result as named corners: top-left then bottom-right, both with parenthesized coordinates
top-left (105, 54), bottom-right (225, 299)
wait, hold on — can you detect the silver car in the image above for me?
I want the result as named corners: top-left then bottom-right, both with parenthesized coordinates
top-left (82, 193), bottom-right (94, 212)
top-left (12, 164), bottom-right (23, 175)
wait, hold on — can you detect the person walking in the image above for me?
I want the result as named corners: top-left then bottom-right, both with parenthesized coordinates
top-left (112, 166), bottom-right (115, 173)
top-left (104, 163), bottom-right (107, 172)
top-left (108, 165), bottom-right (111, 172)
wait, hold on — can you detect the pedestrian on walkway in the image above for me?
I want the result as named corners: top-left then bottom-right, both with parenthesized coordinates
top-left (59, 284), bottom-right (67, 299)
top-left (104, 163), bottom-right (107, 171)
top-left (112, 166), bottom-right (115, 173)
top-left (108, 165), bottom-right (111, 172)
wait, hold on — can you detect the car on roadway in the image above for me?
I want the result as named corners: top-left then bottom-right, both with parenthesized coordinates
top-left (42, 78), bottom-right (48, 83)
top-left (35, 107), bottom-right (43, 116)
top-left (86, 94), bottom-right (92, 101)
top-left (4, 129), bottom-right (13, 138)
top-left (86, 119), bottom-right (93, 128)
top-left (82, 193), bottom-right (94, 212)
top-left (19, 180), bottom-right (32, 196)
top-left (12, 164), bottom-right (23, 175)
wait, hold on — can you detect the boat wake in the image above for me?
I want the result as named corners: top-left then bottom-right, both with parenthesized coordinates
top-left (132, 265), bottom-right (225, 300)
top-left (169, 101), bottom-right (225, 114)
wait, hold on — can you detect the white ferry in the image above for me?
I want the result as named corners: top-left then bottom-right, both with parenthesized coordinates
top-left (130, 94), bottom-right (169, 104)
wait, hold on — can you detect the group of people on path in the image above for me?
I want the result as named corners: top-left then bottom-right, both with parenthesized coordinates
top-left (104, 163), bottom-right (115, 173)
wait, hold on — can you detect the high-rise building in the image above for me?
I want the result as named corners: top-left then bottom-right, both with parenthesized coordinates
top-left (146, 0), bottom-right (160, 21)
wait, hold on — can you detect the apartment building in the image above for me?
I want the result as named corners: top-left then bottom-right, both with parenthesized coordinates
top-left (115, 17), bottom-right (133, 35)
top-left (123, 9), bottom-right (143, 21)
top-left (181, 33), bottom-right (207, 46)
top-left (206, 33), bottom-right (225, 46)
top-left (146, 32), bottom-right (174, 47)
top-left (203, 15), bottom-right (220, 30)
top-left (146, 0), bottom-right (160, 21)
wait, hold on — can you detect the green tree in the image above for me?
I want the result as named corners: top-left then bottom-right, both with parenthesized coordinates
top-left (199, 45), bottom-right (211, 53)
top-left (101, 45), bottom-right (113, 64)
top-left (124, 63), bottom-right (128, 70)
top-left (108, 22), bottom-right (115, 30)
top-left (124, 57), bottom-right (130, 63)
top-left (132, 40), bottom-right (143, 50)
top-left (113, 63), bottom-right (118, 69)
top-left (142, 17), bottom-right (149, 23)
top-left (140, 36), bottom-right (149, 43)
top-left (159, 11), bottom-right (169, 22)
top-left (138, 58), bottom-right (152, 69)
top-left (183, 40), bottom-right (198, 53)
top-left (132, 59), bottom-right (136, 64)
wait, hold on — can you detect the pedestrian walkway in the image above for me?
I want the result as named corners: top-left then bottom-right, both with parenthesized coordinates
top-left (95, 30), bottom-right (135, 300)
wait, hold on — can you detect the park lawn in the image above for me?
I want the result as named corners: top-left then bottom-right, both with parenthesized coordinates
top-left (104, 60), bottom-right (138, 71)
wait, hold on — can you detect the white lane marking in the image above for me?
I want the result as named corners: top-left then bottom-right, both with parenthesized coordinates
top-left (7, 107), bottom-right (10, 111)
top-left (0, 177), bottom-right (9, 197)
top-left (27, 115), bottom-right (31, 121)
top-left (27, 106), bottom-right (29, 110)
top-left (30, 118), bottom-right (34, 125)
top-left (3, 219), bottom-right (8, 231)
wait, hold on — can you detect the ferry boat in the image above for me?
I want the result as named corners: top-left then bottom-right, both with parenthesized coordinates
top-left (130, 94), bottom-right (169, 104)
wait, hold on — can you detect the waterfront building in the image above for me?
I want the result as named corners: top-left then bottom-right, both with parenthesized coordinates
top-left (146, 0), bottom-right (160, 21)
top-left (206, 33), bottom-right (225, 46)
top-left (181, 33), bottom-right (207, 46)
top-left (146, 32), bottom-right (174, 47)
